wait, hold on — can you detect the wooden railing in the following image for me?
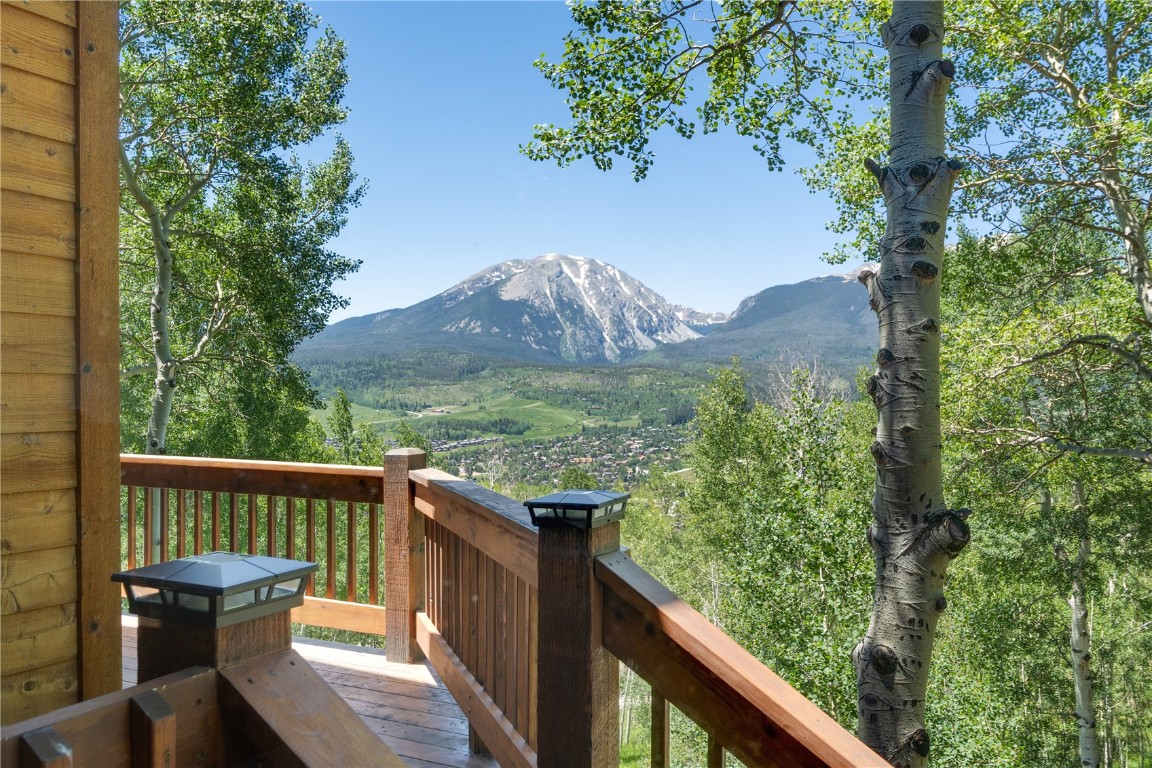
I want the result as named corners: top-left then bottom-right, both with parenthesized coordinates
top-left (120, 451), bottom-right (885, 767)
top-left (121, 454), bottom-right (389, 634)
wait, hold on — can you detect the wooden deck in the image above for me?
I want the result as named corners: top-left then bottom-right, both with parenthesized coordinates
top-left (121, 615), bottom-right (498, 768)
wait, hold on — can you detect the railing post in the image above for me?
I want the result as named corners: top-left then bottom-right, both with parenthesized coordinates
top-left (535, 518), bottom-right (621, 767)
top-left (384, 448), bottom-right (427, 663)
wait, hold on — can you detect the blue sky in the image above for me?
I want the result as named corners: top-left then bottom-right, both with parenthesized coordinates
top-left (305, 1), bottom-right (865, 322)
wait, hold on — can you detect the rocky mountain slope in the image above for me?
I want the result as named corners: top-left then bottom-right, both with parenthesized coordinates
top-left (296, 254), bottom-right (875, 375)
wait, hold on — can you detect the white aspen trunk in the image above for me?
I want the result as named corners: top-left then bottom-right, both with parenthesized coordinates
top-left (146, 216), bottom-right (175, 563)
top-left (853, 3), bottom-right (967, 765)
top-left (1070, 484), bottom-right (1101, 768)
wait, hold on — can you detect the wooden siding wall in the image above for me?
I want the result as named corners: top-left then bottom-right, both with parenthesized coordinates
top-left (1, 0), bottom-right (120, 724)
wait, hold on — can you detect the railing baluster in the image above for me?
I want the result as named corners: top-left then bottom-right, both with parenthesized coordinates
top-left (160, 490), bottom-right (169, 562)
top-left (286, 497), bottom-right (296, 561)
top-left (247, 494), bottom-right (258, 555)
top-left (306, 499), bottom-right (316, 596)
top-left (175, 490), bottom-right (186, 559)
top-left (193, 491), bottom-right (204, 555)
top-left (228, 494), bottom-right (239, 552)
top-left (127, 486), bottom-right (138, 570)
top-left (516, 576), bottom-right (530, 739)
top-left (211, 492), bottom-right (221, 551)
top-left (707, 734), bottom-right (724, 768)
top-left (528, 584), bottom-right (538, 751)
top-left (493, 561), bottom-right (507, 719)
top-left (325, 499), bottom-right (336, 600)
top-left (368, 503), bottom-right (379, 605)
top-left (267, 495), bottom-right (278, 558)
top-left (143, 488), bottom-right (153, 566)
top-left (651, 691), bottom-right (670, 768)
top-left (346, 501), bottom-right (357, 601)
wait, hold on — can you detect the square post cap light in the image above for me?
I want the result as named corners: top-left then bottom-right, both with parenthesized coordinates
top-left (523, 489), bottom-right (629, 530)
top-left (113, 551), bottom-right (317, 628)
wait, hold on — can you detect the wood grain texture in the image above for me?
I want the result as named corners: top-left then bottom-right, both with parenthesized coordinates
top-left (0, 603), bottom-right (76, 676)
top-left (0, 127), bottom-right (74, 200)
top-left (74, 0), bottom-right (121, 704)
top-left (1, 374), bottom-right (77, 433)
top-left (0, 253), bottom-right (76, 316)
top-left (120, 453), bottom-right (385, 503)
top-left (385, 448), bottom-right (426, 663)
top-left (136, 611), bottom-right (292, 683)
top-left (1, 313), bottom-right (76, 374)
top-left (535, 522), bottom-right (619, 768)
top-left (291, 596), bottom-right (387, 635)
top-left (1, 65), bottom-right (75, 142)
top-left (129, 690), bottom-right (176, 768)
top-left (218, 649), bottom-right (407, 768)
top-left (1, 190), bottom-right (75, 258)
top-left (0, 432), bottom-right (77, 494)
top-left (1, 1), bottom-right (76, 28)
top-left (411, 470), bottom-right (538, 588)
top-left (0, 665), bottom-right (216, 768)
top-left (0, 500), bottom-right (75, 554)
top-left (18, 726), bottom-right (74, 767)
top-left (1, 545), bottom-right (77, 612)
top-left (416, 612), bottom-right (535, 768)
top-left (0, 659), bottom-right (78, 725)
top-left (0, 3), bottom-right (76, 82)
top-left (596, 552), bottom-right (887, 768)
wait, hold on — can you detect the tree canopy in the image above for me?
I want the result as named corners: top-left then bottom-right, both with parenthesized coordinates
top-left (118, 0), bottom-right (363, 458)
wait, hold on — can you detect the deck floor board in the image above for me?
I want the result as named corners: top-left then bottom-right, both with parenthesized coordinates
top-left (121, 615), bottom-right (497, 768)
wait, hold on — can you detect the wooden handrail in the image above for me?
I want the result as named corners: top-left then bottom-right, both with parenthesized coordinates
top-left (118, 452), bottom-right (885, 768)
top-left (121, 453), bottom-right (383, 503)
top-left (595, 551), bottom-right (887, 768)
top-left (119, 454), bottom-right (387, 635)
top-left (407, 465), bottom-right (540, 767)
top-left (410, 467), bottom-right (538, 586)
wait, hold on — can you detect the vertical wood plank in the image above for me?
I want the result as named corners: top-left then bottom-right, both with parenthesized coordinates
top-left (267, 496), bottom-right (278, 558)
top-left (305, 499), bottom-right (316, 596)
top-left (346, 501), bottom-right (356, 601)
top-left (492, 563), bottom-right (507, 718)
top-left (175, 491), bottom-right (186, 559)
top-left (368, 503), bottom-right (379, 605)
top-left (130, 689), bottom-right (175, 768)
top-left (515, 577), bottom-right (529, 738)
top-left (74, 0), bottom-right (122, 704)
top-left (325, 500), bottom-right (336, 599)
top-left (192, 491), bottom-right (203, 555)
top-left (707, 734), bottom-right (725, 768)
top-left (159, 491), bottom-right (169, 562)
top-left (285, 498), bottom-right (296, 561)
top-left (19, 727), bottom-right (73, 767)
top-left (383, 448), bottom-right (425, 663)
top-left (536, 522), bottom-right (621, 767)
top-left (143, 490), bottom-right (153, 566)
top-left (127, 487), bottom-right (137, 570)
top-left (651, 691), bottom-right (671, 768)
top-left (528, 584), bottom-right (538, 751)
top-left (246, 495), bottom-right (257, 555)
top-left (211, 493), bottom-right (221, 551)
top-left (228, 494), bottom-right (239, 552)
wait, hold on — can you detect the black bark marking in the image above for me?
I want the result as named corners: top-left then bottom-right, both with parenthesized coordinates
top-left (920, 318), bottom-right (940, 334)
top-left (877, 348), bottom-right (897, 367)
top-left (872, 645), bottom-right (898, 675)
top-left (908, 24), bottom-right (931, 44)
top-left (909, 163), bottom-right (932, 185)
top-left (935, 595), bottom-right (947, 612)
top-left (909, 729), bottom-right (931, 757)
top-left (911, 260), bottom-right (938, 279)
top-left (904, 236), bottom-right (928, 252)
top-left (940, 59), bottom-right (955, 79)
